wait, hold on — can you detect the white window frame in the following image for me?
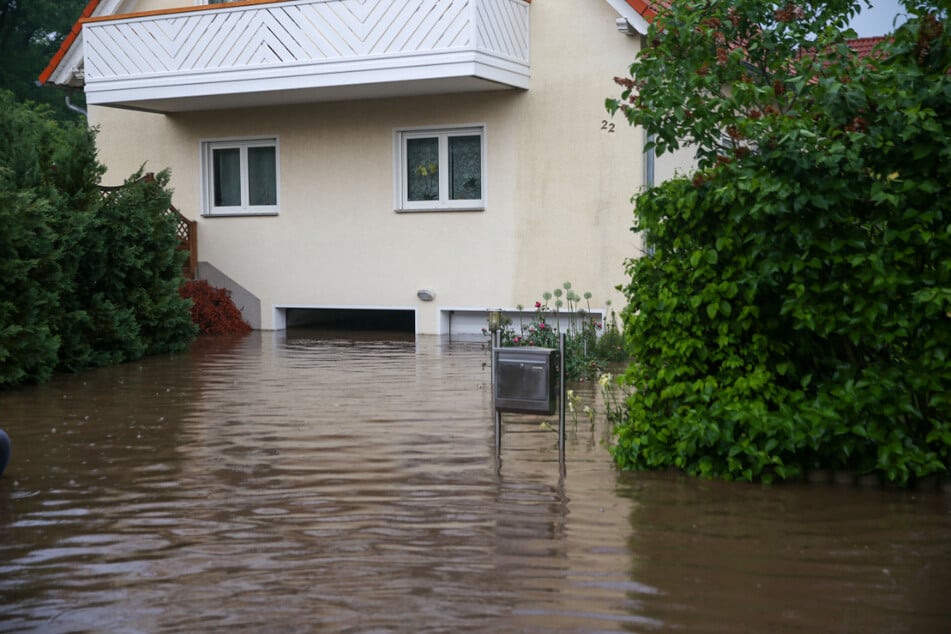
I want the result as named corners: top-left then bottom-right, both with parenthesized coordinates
top-left (393, 125), bottom-right (486, 213)
top-left (201, 137), bottom-right (280, 216)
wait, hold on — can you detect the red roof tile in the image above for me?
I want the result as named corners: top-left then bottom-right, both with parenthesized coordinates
top-left (847, 36), bottom-right (889, 58)
top-left (623, 0), bottom-right (660, 22)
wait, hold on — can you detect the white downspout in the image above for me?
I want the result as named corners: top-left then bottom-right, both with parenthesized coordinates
top-left (65, 93), bottom-right (87, 116)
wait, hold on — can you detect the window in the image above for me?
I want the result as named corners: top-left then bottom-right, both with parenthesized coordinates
top-left (394, 126), bottom-right (485, 212)
top-left (201, 138), bottom-right (279, 216)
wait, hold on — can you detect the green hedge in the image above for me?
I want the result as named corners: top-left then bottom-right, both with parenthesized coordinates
top-left (611, 9), bottom-right (950, 485)
top-left (0, 92), bottom-right (195, 388)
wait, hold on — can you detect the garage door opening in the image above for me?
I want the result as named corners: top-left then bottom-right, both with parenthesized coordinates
top-left (283, 308), bottom-right (415, 333)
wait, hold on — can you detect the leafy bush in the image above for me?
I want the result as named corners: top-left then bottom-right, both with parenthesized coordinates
top-left (180, 280), bottom-right (252, 336)
top-left (608, 3), bottom-right (950, 485)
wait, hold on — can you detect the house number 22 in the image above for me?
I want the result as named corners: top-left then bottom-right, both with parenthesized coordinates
top-left (601, 120), bottom-right (615, 133)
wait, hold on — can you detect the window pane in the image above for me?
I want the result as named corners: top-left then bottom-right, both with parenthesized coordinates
top-left (449, 135), bottom-right (481, 200)
top-left (212, 148), bottom-right (241, 207)
top-left (248, 145), bottom-right (277, 206)
top-left (406, 137), bottom-right (439, 201)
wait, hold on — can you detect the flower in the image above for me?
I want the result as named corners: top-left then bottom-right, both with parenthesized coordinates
top-left (535, 301), bottom-right (542, 309)
top-left (599, 373), bottom-right (613, 388)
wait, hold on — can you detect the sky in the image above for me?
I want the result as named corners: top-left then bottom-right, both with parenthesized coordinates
top-left (848, 0), bottom-right (907, 37)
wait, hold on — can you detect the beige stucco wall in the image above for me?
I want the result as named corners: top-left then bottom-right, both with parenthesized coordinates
top-left (89, 0), bottom-right (645, 333)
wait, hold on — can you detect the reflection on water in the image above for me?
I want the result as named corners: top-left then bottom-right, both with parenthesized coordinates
top-left (0, 332), bottom-right (948, 633)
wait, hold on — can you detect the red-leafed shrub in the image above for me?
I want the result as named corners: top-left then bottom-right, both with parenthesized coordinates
top-left (179, 280), bottom-right (252, 335)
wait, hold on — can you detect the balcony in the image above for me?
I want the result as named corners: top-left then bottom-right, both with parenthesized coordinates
top-left (82, 0), bottom-right (531, 113)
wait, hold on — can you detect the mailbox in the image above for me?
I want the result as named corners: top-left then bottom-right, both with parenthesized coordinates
top-left (494, 347), bottom-right (558, 415)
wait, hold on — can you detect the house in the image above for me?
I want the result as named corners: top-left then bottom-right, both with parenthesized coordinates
top-left (41, 0), bottom-right (657, 335)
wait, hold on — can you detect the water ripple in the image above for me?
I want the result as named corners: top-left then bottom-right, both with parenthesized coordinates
top-left (0, 333), bottom-right (948, 633)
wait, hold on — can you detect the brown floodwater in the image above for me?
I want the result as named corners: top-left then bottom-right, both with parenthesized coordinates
top-left (1, 331), bottom-right (949, 633)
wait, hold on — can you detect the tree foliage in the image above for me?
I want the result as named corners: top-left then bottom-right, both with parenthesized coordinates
top-left (610, 0), bottom-right (886, 167)
top-left (607, 1), bottom-right (950, 485)
top-left (0, 0), bottom-right (89, 120)
top-left (0, 92), bottom-right (195, 389)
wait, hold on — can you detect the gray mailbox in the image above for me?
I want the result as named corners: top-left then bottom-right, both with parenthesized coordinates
top-left (494, 347), bottom-right (558, 415)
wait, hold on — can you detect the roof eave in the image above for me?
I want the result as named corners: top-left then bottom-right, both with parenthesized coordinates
top-left (39, 0), bottom-right (136, 87)
top-left (604, 0), bottom-right (655, 36)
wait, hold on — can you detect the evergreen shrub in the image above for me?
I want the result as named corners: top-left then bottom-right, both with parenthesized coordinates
top-left (0, 92), bottom-right (195, 388)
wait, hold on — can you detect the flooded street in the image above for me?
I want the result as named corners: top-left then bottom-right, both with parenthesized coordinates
top-left (1, 332), bottom-right (949, 633)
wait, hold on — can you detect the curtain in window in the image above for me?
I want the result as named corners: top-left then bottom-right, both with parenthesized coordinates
top-left (449, 135), bottom-right (481, 200)
top-left (406, 137), bottom-right (439, 201)
top-left (213, 148), bottom-right (241, 207)
top-left (248, 146), bottom-right (277, 206)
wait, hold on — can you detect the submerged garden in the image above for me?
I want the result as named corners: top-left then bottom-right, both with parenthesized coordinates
top-left (493, 0), bottom-right (949, 488)
top-left (2, 0), bottom-right (949, 489)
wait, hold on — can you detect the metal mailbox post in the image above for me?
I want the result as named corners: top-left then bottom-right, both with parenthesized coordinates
top-left (495, 347), bottom-right (558, 414)
top-left (491, 332), bottom-right (567, 471)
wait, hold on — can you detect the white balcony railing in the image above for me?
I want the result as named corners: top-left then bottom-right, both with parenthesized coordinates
top-left (82, 0), bottom-right (531, 112)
